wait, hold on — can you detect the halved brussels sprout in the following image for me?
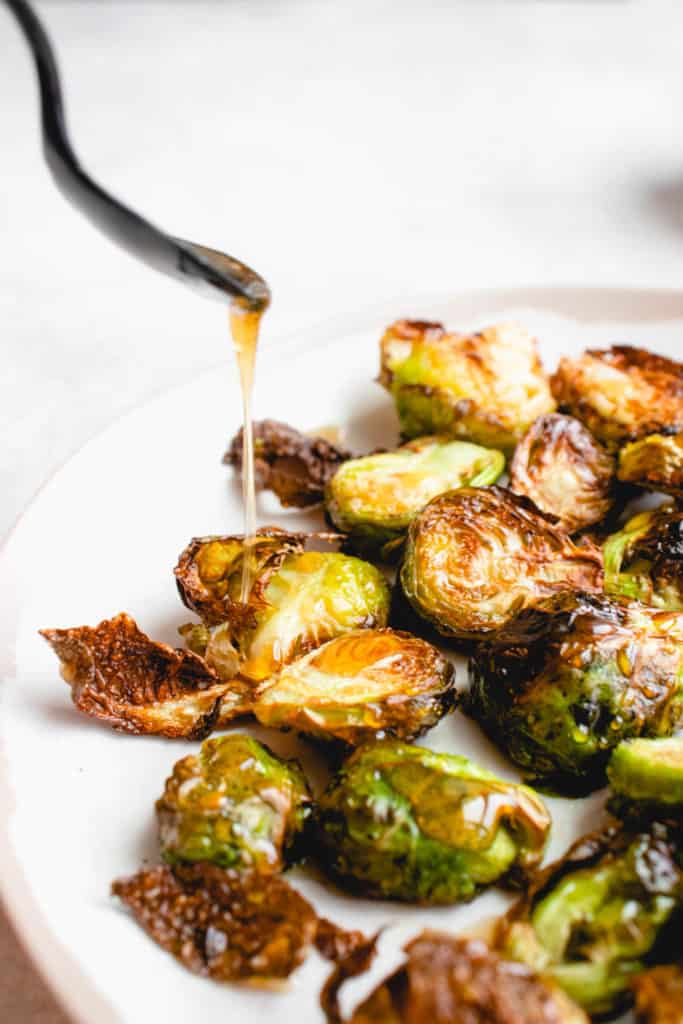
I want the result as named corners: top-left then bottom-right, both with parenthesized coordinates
top-left (225, 419), bottom-right (351, 508)
top-left (509, 413), bottom-right (615, 532)
top-left (40, 613), bottom-right (250, 738)
top-left (175, 530), bottom-right (390, 682)
top-left (618, 433), bottom-right (683, 496)
top-left (112, 863), bottom-right (318, 982)
top-left (379, 320), bottom-right (555, 453)
top-left (400, 486), bottom-right (604, 645)
top-left (607, 736), bottom-right (683, 823)
top-left (324, 436), bottom-right (505, 560)
top-left (314, 740), bottom-right (551, 903)
top-left (499, 821), bottom-right (683, 1017)
top-left (466, 599), bottom-right (683, 791)
top-left (551, 345), bottom-right (683, 449)
top-left (322, 931), bottom-right (589, 1024)
top-left (604, 505), bottom-right (683, 609)
top-left (253, 629), bottom-right (456, 746)
top-left (631, 964), bottom-right (683, 1024)
top-left (156, 734), bottom-right (311, 872)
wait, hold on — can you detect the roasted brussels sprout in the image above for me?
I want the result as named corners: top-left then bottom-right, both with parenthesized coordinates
top-left (225, 419), bottom-right (351, 507)
top-left (551, 345), bottom-right (683, 449)
top-left (509, 413), bottom-right (615, 532)
top-left (40, 613), bottom-right (250, 738)
top-left (112, 863), bottom-right (318, 982)
top-left (325, 435), bottom-right (505, 560)
top-left (607, 736), bottom-right (683, 823)
top-left (467, 599), bottom-right (683, 791)
top-left (400, 486), bottom-right (603, 645)
top-left (379, 320), bottom-right (555, 453)
top-left (322, 931), bottom-right (588, 1024)
top-left (156, 734), bottom-right (311, 872)
top-left (618, 432), bottom-right (683, 496)
top-left (314, 740), bottom-right (551, 903)
top-left (499, 821), bottom-right (683, 1017)
top-left (175, 530), bottom-right (390, 682)
top-left (604, 505), bottom-right (683, 609)
top-left (253, 629), bottom-right (456, 747)
top-left (631, 963), bottom-right (683, 1024)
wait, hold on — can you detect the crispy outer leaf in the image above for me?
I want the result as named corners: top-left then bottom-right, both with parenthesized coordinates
top-left (323, 931), bottom-right (588, 1024)
top-left (551, 345), bottom-right (683, 449)
top-left (112, 863), bottom-right (318, 981)
top-left (509, 413), bottom-right (616, 533)
top-left (40, 613), bottom-right (250, 738)
top-left (225, 419), bottom-right (352, 507)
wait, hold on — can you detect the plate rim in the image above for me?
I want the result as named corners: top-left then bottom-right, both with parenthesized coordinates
top-left (3, 283), bottom-right (683, 1024)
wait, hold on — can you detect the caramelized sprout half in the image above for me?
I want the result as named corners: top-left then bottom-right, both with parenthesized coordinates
top-left (618, 432), bottom-right (683, 496)
top-left (253, 629), bottom-right (456, 747)
top-left (500, 822), bottom-right (683, 1017)
top-left (400, 486), bottom-right (603, 645)
top-left (325, 435), bottom-right (505, 560)
top-left (379, 320), bottom-right (555, 453)
top-left (509, 413), bottom-right (615, 532)
top-left (466, 599), bottom-right (683, 791)
top-left (175, 530), bottom-right (390, 681)
top-left (551, 345), bottom-right (683, 449)
top-left (604, 505), bottom-right (683, 609)
top-left (156, 734), bottom-right (311, 872)
top-left (314, 740), bottom-right (551, 903)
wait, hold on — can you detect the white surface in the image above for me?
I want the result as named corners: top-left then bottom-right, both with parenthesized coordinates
top-left (5, 291), bottom-right (683, 1023)
top-left (2, 1), bottom-right (683, 540)
top-left (3, 1), bottom-right (683, 1020)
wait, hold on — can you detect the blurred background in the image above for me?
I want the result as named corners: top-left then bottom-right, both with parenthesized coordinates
top-left (1, 1), bottom-right (682, 1019)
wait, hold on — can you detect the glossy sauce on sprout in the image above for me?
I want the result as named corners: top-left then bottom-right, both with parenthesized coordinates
top-left (230, 299), bottom-right (264, 601)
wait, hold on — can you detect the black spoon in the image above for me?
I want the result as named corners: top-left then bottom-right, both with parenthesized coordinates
top-left (3, 0), bottom-right (271, 311)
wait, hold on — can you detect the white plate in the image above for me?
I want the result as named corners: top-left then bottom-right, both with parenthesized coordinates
top-left (4, 287), bottom-right (683, 1024)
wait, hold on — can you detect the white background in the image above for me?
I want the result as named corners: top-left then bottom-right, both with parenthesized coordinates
top-left (2, 1), bottom-right (683, 1020)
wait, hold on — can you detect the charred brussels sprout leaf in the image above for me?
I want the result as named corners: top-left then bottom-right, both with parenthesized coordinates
top-left (379, 320), bottom-right (555, 453)
top-left (39, 613), bottom-right (250, 738)
top-left (253, 629), bottom-right (456, 747)
top-left (604, 505), bottom-right (683, 609)
top-left (509, 413), bottom-right (615, 533)
top-left (618, 433), bottom-right (683, 497)
top-left (467, 599), bottom-right (683, 791)
top-left (400, 486), bottom-right (603, 645)
top-left (314, 740), bottom-right (550, 903)
top-left (175, 531), bottom-right (390, 681)
top-left (323, 931), bottom-right (588, 1024)
top-left (156, 734), bottom-right (311, 872)
top-left (112, 863), bottom-right (318, 981)
top-left (225, 419), bottom-right (351, 508)
top-left (631, 964), bottom-right (683, 1024)
top-left (500, 822), bottom-right (683, 1017)
top-left (551, 345), bottom-right (683, 449)
top-left (325, 435), bottom-right (505, 560)
top-left (608, 736), bottom-right (683, 822)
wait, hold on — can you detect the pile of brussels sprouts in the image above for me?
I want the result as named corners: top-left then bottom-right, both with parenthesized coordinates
top-left (43, 320), bottom-right (683, 1022)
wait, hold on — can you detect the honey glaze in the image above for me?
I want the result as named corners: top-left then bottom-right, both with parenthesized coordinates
top-left (229, 298), bottom-right (265, 601)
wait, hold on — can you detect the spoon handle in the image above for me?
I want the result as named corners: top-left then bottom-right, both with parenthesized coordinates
top-left (4, 0), bottom-right (270, 309)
